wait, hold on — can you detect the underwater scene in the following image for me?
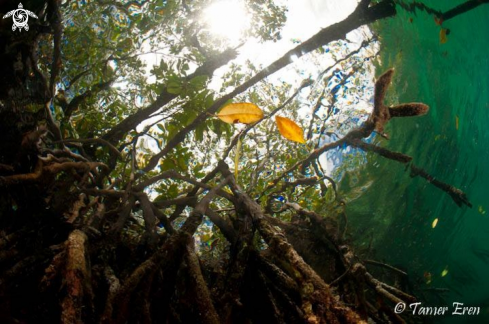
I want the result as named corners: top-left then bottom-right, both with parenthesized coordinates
top-left (353, 1), bottom-right (489, 323)
top-left (0, 0), bottom-right (488, 323)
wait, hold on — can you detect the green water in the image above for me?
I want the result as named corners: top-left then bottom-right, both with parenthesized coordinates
top-left (344, 1), bottom-right (489, 322)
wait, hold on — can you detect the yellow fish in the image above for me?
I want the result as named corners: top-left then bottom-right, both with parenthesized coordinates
top-left (441, 268), bottom-right (449, 277)
top-left (440, 28), bottom-right (448, 44)
top-left (432, 218), bottom-right (439, 228)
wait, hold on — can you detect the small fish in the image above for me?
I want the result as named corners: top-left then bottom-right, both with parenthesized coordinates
top-left (432, 218), bottom-right (439, 228)
top-left (440, 28), bottom-right (448, 44)
top-left (409, 17), bottom-right (413, 23)
top-left (424, 271), bottom-right (432, 284)
top-left (478, 206), bottom-right (486, 215)
top-left (441, 268), bottom-right (449, 277)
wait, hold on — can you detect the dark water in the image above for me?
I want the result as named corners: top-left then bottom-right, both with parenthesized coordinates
top-left (343, 1), bottom-right (489, 322)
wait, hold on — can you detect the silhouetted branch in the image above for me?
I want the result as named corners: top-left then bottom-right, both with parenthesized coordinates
top-left (348, 139), bottom-right (413, 163)
top-left (103, 48), bottom-right (238, 145)
top-left (55, 138), bottom-right (121, 158)
top-left (364, 259), bottom-right (407, 277)
top-left (395, 0), bottom-right (489, 23)
top-left (48, 0), bottom-right (63, 94)
top-left (63, 79), bottom-right (114, 120)
top-left (410, 165), bottom-right (472, 207)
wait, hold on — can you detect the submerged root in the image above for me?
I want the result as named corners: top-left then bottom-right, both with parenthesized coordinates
top-left (40, 250), bottom-right (66, 292)
top-left (60, 230), bottom-right (91, 324)
top-left (389, 102), bottom-right (429, 118)
top-left (99, 266), bottom-right (120, 324)
top-left (184, 240), bottom-right (220, 324)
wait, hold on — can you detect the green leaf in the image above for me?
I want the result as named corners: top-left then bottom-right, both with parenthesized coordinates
top-left (205, 93), bottom-right (215, 109)
top-left (167, 80), bottom-right (183, 94)
top-left (195, 124), bottom-right (205, 142)
top-left (177, 156), bottom-right (188, 172)
top-left (194, 163), bottom-right (205, 178)
top-left (189, 75), bottom-right (208, 90)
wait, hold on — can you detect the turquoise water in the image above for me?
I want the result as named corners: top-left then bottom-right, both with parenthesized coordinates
top-left (344, 1), bottom-right (489, 322)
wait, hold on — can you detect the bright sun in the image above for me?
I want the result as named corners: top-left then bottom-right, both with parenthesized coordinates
top-left (203, 0), bottom-right (249, 41)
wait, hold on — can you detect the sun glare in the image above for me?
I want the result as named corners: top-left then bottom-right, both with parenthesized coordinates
top-left (203, 1), bottom-right (249, 41)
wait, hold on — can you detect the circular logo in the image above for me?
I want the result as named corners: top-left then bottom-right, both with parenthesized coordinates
top-left (2, 3), bottom-right (38, 32)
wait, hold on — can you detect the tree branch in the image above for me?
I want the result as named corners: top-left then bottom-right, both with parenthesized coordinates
top-left (103, 48), bottom-right (238, 144)
top-left (141, 1), bottom-right (397, 173)
top-left (48, 0), bottom-right (63, 95)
